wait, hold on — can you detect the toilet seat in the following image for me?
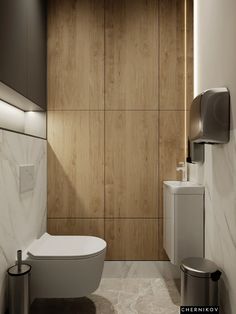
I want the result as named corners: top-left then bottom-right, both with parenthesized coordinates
top-left (27, 233), bottom-right (107, 260)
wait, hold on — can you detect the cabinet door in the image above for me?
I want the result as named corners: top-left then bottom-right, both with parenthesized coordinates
top-left (27, 0), bottom-right (46, 109)
top-left (175, 195), bottom-right (204, 264)
top-left (0, 0), bottom-right (28, 96)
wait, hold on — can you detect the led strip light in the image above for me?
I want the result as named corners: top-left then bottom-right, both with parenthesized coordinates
top-left (184, 0), bottom-right (188, 160)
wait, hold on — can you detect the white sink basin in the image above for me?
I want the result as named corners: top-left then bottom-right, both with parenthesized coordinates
top-left (163, 181), bottom-right (204, 195)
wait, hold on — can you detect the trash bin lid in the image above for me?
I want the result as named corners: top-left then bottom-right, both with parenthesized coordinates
top-left (181, 257), bottom-right (219, 278)
top-left (7, 264), bottom-right (31, 276)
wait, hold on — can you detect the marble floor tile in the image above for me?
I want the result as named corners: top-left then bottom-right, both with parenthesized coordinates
top-left (31, 262), bottom-right (180, 314)
top-left (102, 261), bottom-right (180, 279)
top-left (31, 278), bottom-right (180, 313)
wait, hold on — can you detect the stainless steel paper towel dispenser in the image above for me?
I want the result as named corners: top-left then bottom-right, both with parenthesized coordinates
top-left (189, 88), bottom-right (230, 144)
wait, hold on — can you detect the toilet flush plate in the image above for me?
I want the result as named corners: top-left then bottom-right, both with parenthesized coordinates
top-left (19, 164), bottom-right (35, 193)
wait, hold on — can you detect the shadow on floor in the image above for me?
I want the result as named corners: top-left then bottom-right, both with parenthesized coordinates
top-left (164, 278), bottom-right (181, 307)
top-left (174, 278), bottom-right (181, 294)
top-left (30, 296), bottom-right (115, 314)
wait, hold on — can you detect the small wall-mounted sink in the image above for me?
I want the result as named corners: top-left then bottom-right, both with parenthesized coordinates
top-left (163, 181), bottom-right (204, 195)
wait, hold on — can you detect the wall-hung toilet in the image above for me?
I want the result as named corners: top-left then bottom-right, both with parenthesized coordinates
top-left (23, 233), bottom-right (106, 302)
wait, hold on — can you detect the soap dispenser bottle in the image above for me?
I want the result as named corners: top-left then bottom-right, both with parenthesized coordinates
top-left (176, 161), bottom-right (188, 182)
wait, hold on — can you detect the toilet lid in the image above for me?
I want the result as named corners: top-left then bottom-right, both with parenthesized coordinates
top-left (27, 233), bottom-right (107, 260)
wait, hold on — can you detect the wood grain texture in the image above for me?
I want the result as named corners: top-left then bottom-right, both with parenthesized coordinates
top-left (187, 0), bottom-right (193, 108)
top-left (47, 0), bottom-right (104, 110)
top-left (105, 219), bottom-right (165, 260)
top-left (47, 111), bottom-right (104, 218)
top-left (159, 0), bottom-right (185, 110)
top-left (46, 0), bottom-right (193, 261)
top-left (105, 0), bottom-right (158, 110)
top-left (105, 111), bottom-right (158, 218)
top-left (158, 218), bottom-right (169, 261)
top-left (47, 218), bottom-right (104, 238)
top-left (158, 111), bottom-right (185, 217)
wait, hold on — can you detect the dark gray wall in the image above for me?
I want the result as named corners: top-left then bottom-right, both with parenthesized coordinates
top-left (0, 0), bottom-right (46, 110)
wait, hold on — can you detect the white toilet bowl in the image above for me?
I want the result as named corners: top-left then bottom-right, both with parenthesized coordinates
top-left (23, 233), bottom-right (106, 301)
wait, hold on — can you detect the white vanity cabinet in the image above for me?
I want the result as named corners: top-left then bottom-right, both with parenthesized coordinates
top-left (163, 181), bottom-right (204, 265)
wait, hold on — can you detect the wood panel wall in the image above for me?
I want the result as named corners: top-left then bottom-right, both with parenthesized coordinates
top-left (47, 0), bottom-right (193, 260)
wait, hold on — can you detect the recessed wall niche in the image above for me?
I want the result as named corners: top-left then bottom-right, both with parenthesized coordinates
top-left (0, 100), bottom-right (46, 139)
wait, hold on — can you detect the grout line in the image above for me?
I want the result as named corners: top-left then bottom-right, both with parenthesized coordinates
top-left (157, 0), bottom-right (161, 219)
top-left (47, 109), bottom-right (186, 112)
top-left (104, 259), bottom-right (169, 262)
top-left (47, 217), bottom-right (164, 220)
top-left (104, 0), bottom-right (106, 239)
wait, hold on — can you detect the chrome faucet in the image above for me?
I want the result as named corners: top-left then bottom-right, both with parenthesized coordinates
top-left (176, 161), bottom-right (188, 182)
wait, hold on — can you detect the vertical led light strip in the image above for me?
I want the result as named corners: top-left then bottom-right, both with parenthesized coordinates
top-left (193, 0), bottom-right (198, 97)
top-left (184, 0), bottom-right (187, 160)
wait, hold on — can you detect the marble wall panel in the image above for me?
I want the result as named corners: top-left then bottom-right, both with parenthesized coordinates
top-left (0, 130), bottom-right (47, 312)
